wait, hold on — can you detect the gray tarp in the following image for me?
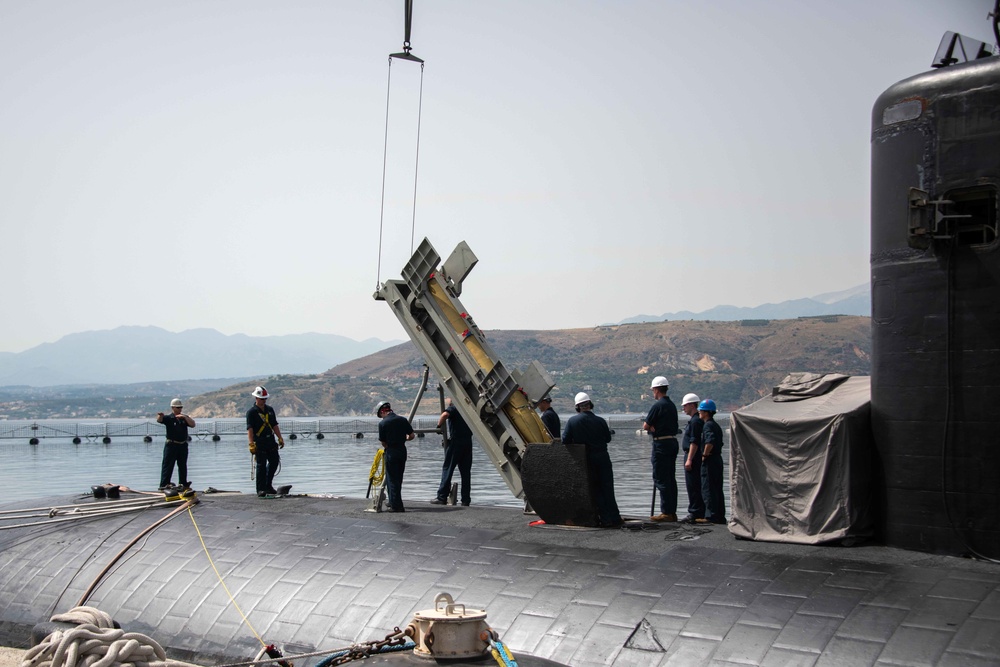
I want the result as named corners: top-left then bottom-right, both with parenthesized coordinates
top-left (771, 371), bottom-right (850, 401)
top-left (729, 375), bottom-right (875, 544)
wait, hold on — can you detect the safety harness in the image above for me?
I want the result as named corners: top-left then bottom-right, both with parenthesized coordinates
top-left (254, 409), bottom-right (276, 439)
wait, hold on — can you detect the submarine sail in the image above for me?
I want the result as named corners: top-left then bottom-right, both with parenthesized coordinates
top-left (870, 43), bottom-right (1000, 557)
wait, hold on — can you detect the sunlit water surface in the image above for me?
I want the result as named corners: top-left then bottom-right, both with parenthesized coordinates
top-left (0, 416), bottom-right (730, 515)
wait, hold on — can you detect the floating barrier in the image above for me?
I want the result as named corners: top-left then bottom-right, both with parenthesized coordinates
top-left (0, 415), bottom-right (645, 444)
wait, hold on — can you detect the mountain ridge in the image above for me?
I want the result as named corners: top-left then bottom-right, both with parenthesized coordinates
top-left (609, 283), bottom-right (869, 325)
top-left (187, 315), bottom-right (872, 418)
top-left (1, 284), bottom-right (869, 388)
top-left (0, 326), bottom-right (401, 387)
top-left (1, 316), bottom-right (872, 419)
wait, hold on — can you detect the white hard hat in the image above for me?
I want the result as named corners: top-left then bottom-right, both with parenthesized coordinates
top-left (374, 400), bottom-right (391, 416)
top-left (681, 393), bottom-right (700, 407)
top-left (251, 386), bottom-right (269, 400)
top-left (170, 398), bottom-right (183, 408)
top-left (650, 376), bottom-right (669, 389)
top-left (574, 392), bottom-right (591, 406)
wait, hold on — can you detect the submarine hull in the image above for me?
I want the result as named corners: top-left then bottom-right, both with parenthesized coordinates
top-left (870, 56), bottom-right (1000, 556)
top-left (4, 493), bottom-right (1000, 665)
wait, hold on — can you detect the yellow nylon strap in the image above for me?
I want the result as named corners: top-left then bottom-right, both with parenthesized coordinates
top-left (255, 410), bottom-right (272, 437)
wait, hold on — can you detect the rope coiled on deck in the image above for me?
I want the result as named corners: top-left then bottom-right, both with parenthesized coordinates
top-left (21, 607), bottom-right (194, 667)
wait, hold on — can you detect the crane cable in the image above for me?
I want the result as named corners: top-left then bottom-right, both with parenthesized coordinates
top-left (376, 0), bottom-right (425, 290)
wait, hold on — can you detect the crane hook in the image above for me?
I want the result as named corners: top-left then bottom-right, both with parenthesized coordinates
top-left (390, 0), bottom-right (424, 63)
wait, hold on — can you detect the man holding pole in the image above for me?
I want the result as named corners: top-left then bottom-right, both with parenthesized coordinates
top-left (642, 376), bottom-right (679, 522)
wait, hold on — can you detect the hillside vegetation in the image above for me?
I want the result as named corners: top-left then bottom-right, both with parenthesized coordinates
top-left (187, 316), bottom-right (871, 418)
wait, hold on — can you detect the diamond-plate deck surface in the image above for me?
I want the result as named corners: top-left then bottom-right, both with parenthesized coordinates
top-left (1, 493), bottom-right (999, 666)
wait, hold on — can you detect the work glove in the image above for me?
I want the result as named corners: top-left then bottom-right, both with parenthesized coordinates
top-left (248, 442), bottom-right (256, 455)
top-left (278, 438), bottom-right (285, 449)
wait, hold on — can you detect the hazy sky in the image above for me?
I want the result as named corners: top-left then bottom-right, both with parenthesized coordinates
top-left (1, 0), bottom-right (994, 353)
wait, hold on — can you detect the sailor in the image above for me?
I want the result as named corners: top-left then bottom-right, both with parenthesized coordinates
top-left (431, 397), bottom-right (473, 506)
top-left (562, 391), bottom-right (622, 528)
top-left (679, 393), bottom-right (708, 524)
top-left (376, 400), bottom-right (415, 512)
top-left (698, 399), bottom-right (727, 524)
top-left (246, 386), bottom-right (285, 498)
top-left (535, 395), bottom-right (560, 441)
top-left (642, 376), bottom-right (679, 522)
top-left (156, 398), bottom-right (195, 491)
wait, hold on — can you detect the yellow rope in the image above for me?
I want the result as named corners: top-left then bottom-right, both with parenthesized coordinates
top-left (186, 504), bottom-right (266, 648)
top-left (369, 449), bottom-right (385, 486)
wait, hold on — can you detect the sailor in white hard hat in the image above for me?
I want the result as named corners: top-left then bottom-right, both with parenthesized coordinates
top-left (562, 391), bottom-right (623, 528)
top-left (642, 376), bottom-right (679, 522)
top-left (246, 386), bottom-right (286, 497)
top-left (679, 393), bottom-right (708, 524)
top-left (156, 398), bottom-right (195, 492)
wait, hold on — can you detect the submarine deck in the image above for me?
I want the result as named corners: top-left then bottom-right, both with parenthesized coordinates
top-left (1, 491), bottom-right (999, 666)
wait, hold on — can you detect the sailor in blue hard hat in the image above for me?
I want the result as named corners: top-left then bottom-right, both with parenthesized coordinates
top-left (697, 399), bottom-right (726, 524)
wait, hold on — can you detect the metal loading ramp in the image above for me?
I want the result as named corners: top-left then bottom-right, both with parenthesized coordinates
top-left (375, 238), bottom-right (603, 525)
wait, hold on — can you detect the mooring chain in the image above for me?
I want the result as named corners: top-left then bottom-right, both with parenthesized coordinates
top-left (322, 628), bottom-right (411, 665)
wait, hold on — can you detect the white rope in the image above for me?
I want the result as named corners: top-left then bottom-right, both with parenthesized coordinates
top-left (1, 499), bottom-right (188, 531)
top-left (21, 607), bottom-right (197, 667)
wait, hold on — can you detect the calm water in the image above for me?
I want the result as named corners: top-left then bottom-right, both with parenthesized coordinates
top-left (0, 416), bottom-right (730, 515)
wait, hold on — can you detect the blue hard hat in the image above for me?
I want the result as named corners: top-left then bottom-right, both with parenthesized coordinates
top-left (698, 399), bottom-right (717, 412)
